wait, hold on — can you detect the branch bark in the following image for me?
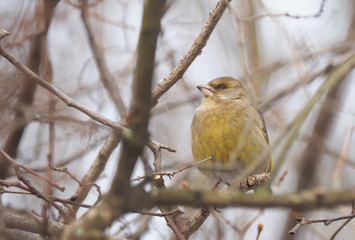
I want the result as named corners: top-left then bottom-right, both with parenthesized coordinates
top-left (151, 0), bottom-right (232, 106)
top-left (0, 0), bottom-right (59, 179)
top-left (60, 0), bottom-right (166, 238)
top-left (81, 2), bottom-right (127, 117)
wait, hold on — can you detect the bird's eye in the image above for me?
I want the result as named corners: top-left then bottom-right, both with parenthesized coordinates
top-left (217, 84), bottom-right (227, 89)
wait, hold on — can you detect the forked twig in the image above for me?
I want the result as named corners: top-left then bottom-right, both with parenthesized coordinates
top-left (289, 208), bottom-right (355, 235)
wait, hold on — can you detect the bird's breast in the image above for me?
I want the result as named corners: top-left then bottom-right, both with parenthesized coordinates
top-left (191, 100), bottom-right (245, 165)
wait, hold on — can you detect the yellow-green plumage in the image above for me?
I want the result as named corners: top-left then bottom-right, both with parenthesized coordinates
top-left (191, 77), bottom-right (272, 185)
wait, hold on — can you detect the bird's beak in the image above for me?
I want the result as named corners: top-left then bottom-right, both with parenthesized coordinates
top-left (197, 84), bottom-right (215, 98)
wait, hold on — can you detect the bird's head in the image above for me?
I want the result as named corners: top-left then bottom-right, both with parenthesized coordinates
top-left (197, 77), bottom-right (250, 101)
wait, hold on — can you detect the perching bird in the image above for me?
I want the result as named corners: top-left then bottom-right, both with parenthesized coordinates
top-left (191, 77), bottom-right (272, 186)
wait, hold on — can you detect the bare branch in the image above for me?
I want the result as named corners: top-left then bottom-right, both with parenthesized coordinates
top-left (241, 0), bottom-right (326, 22)
top-left (0, 29), bottom-right (10, 40)
top-left (81, 2), bottom-right (127, 117)
top-left (151, 0), bottom-right (232, 106)
top-left (138, 209), bottom-right (183, 217)
top-left (0, 43), bottom-right (126, 132)
top-left (157, 157), bottom-right (212, 179)
top-left (271, 53), bottom-right (355, 181)
top-left (3, 208), bottom-right (64, 236)
top-left (289, 208), bottom-right (355, 235)
top-left (61, 0), bottom-right (167, 238)
top-left (0, 149), bottom-right (64, 191)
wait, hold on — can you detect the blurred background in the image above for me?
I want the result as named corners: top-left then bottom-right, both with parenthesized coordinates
top-left (0, 0), bottom-right (354, 239)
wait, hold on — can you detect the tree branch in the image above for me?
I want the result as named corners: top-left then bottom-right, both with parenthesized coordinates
top-left (289, 209), bottom-right (355, 235)
top-left (271, 52), bottom-right (355, 181)
top-left (0, 41), bottom-right (126, 133)
top-left (60, 0), bottom-right (166, 238)
top-left (151, 0), bottom-right (232, 106)
top-left (81, 2), bottom-right (127, 117)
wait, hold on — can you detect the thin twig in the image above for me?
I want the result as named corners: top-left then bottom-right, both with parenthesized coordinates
top-left (131, 157), bottom-right (212, 182)
top-left (153, 175), bottom-right (186, 240)
top-left (212, 210), bottom-right (242, 234)
top-left (0, 188), bottom-right (32, 195)
top-left (330, 203), bottom-right (355, 240)
top-left (50, 196), bottom-right (92, 209)
top-left (260, 64), bottom-right (331, 111)
top-left (0, 149), bottom-right (64, 191)
top-left (138, 209), bottom-right (183, 217)
top-left (49, 165), bottom-right (82, 185)
top-left (289, 210), bottom-right (355, 235)
top-left (147, 139), bottom-right (176, 173)
top-left (272, 170), bottom-right (288, 191)
top-left (0, 179), bottom-right (31, 192)
top-left (0, 29), bottom-right (10, 40)
top-left (157, 157), bottom-right (212, 179)
top-left (248, 40), bottom-right (355, 87)
top-left (271, 53), bottom-right (355, 182)
top-left (0, 40), bottom-right (126, 133)
top-left (63, 0), bottom-right (167, 237)
top-left (333, 126), bottom-right (354, 189)
top-left (150, 0), bottom-right (232, 106)
top-left (241, 0), bottom-right (326, 22)
top-left (81, 1), bottom-right (127, 117)
top-left (13, 166), bottom-right (68, 221)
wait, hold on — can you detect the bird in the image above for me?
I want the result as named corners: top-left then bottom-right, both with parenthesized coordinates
top-left (191, 76), bottom-right (272, 186)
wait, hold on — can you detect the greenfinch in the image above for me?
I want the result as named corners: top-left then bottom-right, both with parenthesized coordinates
top-left (191, 77), bottom-right (272, 185)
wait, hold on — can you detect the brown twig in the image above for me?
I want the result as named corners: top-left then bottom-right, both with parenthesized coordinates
top-left (157, 157), bottom-right (212, 179)
top-left (0, 29), bottom-right (10, 40)
top-left (289, 209), bottom-right (355, 235)
top-left (43, 5), bottom-right (57, 218)
top-left (138, 208), bottom-right (183, 217)
top-left (0, 179), bottom-right (32, 194)
top-left (150, 0), bottom-right (232, 106)
top-left (153, 175), bottom-right (186, 240)
top-left (147, 139), bottom-right (177, 173)
top-left (13, 166), bottom-right (68, 221)
top-left (81, 1), bottom-right (127, 117)
top-left (212, 210), bottom-right (242, 234)
top-left (50, 164), bottom-right (104, 208)
top-left (270, 53), bottom-right (355, 182)
top-left (0, 38), bottom-right (126, 133)
top-left (49, 165), bottom-right (81, 185)
top-left (1, 1), bottom-right (59, 182)
top-left (272, 169), bottom-right (288, 191)
top-left (61, 131), bottom-right (121, 221)
top-left (33, 134), bottom-right (107, 171)
top-left (131, 157), bottom-right (212, 182)
top-left (0, 179), bottom-right (31, 192)
top-left (241, 0), bottom-right (326, 22)
top-left (329, 217), bottom-right (353, 240)
top-left (333, 126), bottom-right (354, 189)
top-left (330, 203), bottom-right (355, 240)
top-left (0, 149), bottom-right (64, 192)
top-left (248, 40), bottom-right (355, 87)
top-left (0, 188), bottom-right (32, 195)
top-left (50, 196), bottom-right (92, 209)
top-left (148, 187), bottom-right (355, 210)
top-left (88, 10), bottom-right (135, 30)
top-left (259, 64), bottom-right (331, 111)
top-left (62, 0), bottom-right (167, 238)
top-left (0, 30), bottom-right (127, 222)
